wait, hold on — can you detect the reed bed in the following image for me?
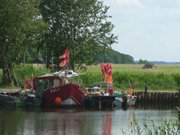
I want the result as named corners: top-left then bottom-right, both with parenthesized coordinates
top-left (121, 120), bottom-right (180, 135)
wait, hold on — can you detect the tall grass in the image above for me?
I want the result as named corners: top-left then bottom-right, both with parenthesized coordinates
top-left (78, 64), bottom-right (180, 91)
top-left (121, 110), bottom-right (180, 135)
top-left (121, 120), bottom-right (180, 135)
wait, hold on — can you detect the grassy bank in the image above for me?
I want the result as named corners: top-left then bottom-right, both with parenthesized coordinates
top-left (1, 64), bottom-right (180, 91)
top-left (78, 64), bottom-right (180, 91)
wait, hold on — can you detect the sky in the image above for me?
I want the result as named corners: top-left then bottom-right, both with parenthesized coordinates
top-left (103, 0), bottom-right (180, 62)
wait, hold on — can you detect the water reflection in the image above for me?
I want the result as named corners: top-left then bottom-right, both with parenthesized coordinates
top-left (0, 108), bottom-right (179, 135)
top-left (102, 113), bottom-right (112, 135)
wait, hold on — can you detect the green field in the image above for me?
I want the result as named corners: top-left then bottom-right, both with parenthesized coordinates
top-left (78, 64), bottom-right (180, 91)
top-left (1, 64), bottom-right (180, 91)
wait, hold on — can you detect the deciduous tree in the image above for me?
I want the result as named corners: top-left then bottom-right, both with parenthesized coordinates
top-left (0, 0), bottom-right (45, 85)
top-left (40, 0), bottom-right (117, 69)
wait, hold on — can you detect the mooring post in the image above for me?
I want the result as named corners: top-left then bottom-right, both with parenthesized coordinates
top-left (98, 97), bottom-right (102, 110)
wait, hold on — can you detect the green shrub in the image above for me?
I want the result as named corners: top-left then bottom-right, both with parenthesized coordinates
top-left (78, 72), bottom-right (102, 87)
top-left (172, 74), bottom-right (180, 88)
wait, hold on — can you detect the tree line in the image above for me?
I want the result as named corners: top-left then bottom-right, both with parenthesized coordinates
top-left (0, 0), bottom-right (117, 85)
top-left (95, 47), bottom-right (134, 64)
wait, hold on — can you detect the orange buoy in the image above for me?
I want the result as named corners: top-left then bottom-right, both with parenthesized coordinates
top-left (54, 97), bottom-right (62, 106)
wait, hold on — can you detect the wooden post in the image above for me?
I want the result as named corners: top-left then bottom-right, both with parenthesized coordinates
top-left (98, 97), bottom-right (102, 110)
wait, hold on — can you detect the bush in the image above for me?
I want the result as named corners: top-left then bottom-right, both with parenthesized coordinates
top-left (78, 72), bottom-right (102, 87)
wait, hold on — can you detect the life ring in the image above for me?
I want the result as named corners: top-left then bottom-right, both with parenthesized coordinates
top-left (54, 97), bottom-right (62, 106)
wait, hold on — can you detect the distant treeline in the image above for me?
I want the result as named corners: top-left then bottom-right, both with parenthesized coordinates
top-left (95, 48), bottom-right (134, 64)
top-left (21, 46), bottom-right (134, 64)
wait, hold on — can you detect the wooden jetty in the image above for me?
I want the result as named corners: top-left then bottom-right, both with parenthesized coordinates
top-left (134, 91), bottom-right (180, 107)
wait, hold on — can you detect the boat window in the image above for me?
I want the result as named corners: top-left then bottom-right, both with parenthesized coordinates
top-left (53, 79), bottom-right (60, 87)
top-left (36, 78), bottom-right (64, 91)
top-left (36, 79), bottom-right (53, 92)
top-left (68, 71), bottom-right (72, 74)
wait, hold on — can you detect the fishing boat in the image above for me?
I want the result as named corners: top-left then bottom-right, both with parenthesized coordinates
top-left (0, 70), bottom-right (85, 107)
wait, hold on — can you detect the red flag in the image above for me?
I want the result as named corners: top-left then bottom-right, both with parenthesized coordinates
top-left (100, 63), bottom-right (112, 84)
top-left (101, 63), bottom-right (113, 95)
top-left (59, 49), bottom-right (70, 67)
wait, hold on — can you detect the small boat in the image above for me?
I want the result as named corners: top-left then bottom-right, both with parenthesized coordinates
top-left (0, 93), bottom-right (17, 106)
top-left (27, 72), bottom-right (85, 107)
top-left (0, 90), bottom-right (41, 107)
top-left (84, 95), bottom-right (115, 109)
top-left (84, 86), bottom-right (122, 109)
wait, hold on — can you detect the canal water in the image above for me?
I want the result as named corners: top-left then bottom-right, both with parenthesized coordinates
top-left (0, 107), bottom-right (179, 135)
